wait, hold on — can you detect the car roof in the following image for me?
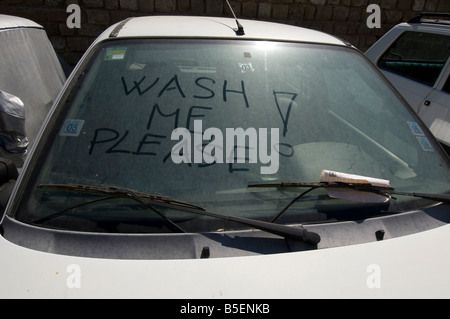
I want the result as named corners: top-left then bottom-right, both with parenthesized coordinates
top-left (95, 15), bottom-right (347, 46)
top-left (388, 13), bottom-right (450, 35)
top-left (408, 12), bottom-right (450, 25)
top-left (390, 21), bottom-right (450, 36)
top-left (0, 14), bottom-right (43, 30)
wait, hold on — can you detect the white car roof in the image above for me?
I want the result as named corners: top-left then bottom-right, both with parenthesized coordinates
top-left (390, 21), bottom-right (450, 36)
top-left (0, 14), bottom-right (42, 30)
top-left (95, 15), bottom-right (347, 46)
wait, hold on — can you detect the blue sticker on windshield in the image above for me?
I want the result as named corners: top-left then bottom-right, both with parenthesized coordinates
top-left (407, 121), bottom-right (434, 151)
top-left (416, 136), bottom-right (434, 152)
top-left (407, 121), bottom-right (424, 136)
top-left (59, 119), bottom-right (85, 137)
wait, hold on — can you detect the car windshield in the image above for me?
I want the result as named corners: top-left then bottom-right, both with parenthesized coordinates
top-left (11, 39), bottom-right (450, 233)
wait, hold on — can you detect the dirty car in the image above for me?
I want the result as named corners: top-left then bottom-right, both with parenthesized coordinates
top-left (1, 15), bottom-right (450, 298)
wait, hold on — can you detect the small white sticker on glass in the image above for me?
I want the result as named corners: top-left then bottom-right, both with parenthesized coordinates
top-left (239, 62), bottom-right (254, 73)
top-left (59, 119), bottom-right (85, 137)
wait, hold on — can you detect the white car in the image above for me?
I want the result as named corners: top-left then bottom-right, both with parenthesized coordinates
top-left (1, 15), bottom-right (450, 300)
top-left (0, 14), bottom-right (67, 168)
top-left (366, 12), bottom-right (450, 151)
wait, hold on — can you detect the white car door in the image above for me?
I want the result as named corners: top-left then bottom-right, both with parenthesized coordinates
top-left (383, 71), bottom-right (435, 113)
top-left (417, 64), bottom-right (450, 147)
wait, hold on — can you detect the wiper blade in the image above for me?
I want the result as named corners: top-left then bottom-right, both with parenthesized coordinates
top-left (249, 169), bottom-right (392, 195)
top-left (248, 170), bottom-right (450, 222)
top-left (37, 183), bottom-right (205, 213)
top-left (35, 184), bottom-right (192, 233)
top-left (36, 184), bottom-right (321, 245)
top-left (248, 181), bottom-right (391, 193)
top-left (248, 181), bottom-right (450, 203)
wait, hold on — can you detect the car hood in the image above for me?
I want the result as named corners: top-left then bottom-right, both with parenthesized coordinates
top-left (0, 222), bottom-right (449, 298)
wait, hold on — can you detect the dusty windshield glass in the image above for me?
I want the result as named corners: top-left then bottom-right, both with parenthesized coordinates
top-left (12, 39), bottom-right (450, 233)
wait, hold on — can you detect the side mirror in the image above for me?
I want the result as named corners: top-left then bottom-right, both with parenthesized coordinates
top-left (0, 90), bottom-right (28, 154)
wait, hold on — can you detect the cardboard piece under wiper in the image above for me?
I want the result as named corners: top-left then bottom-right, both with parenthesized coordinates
top-left (320, 170), bottom-right (391, 203)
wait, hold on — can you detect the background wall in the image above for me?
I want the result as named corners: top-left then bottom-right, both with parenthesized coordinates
top-left (1, 0), bottom-right (450, 66)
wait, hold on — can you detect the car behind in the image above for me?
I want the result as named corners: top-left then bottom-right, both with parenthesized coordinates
top-left (0, 14), bottom-right (67, 168)
top-left (366, 12), bottom-right (450, 152)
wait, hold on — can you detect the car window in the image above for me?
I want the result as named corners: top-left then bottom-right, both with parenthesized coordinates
top-left (377, 31), bottom-right (450, 86)
top-left (11, 39), bottom-right (450, 234)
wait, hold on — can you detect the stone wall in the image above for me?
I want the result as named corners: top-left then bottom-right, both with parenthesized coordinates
top-left (1, 0), bottom-right (450, 65)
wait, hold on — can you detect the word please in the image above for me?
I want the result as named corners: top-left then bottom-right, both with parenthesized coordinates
top-left (171, 120), bottom-right (279, 174)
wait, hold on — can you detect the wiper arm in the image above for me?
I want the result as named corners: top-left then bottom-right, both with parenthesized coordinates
top-left (382, 191), bottom-right (450, 203)
top-left (248, 170), bottom-right (450, 222)
top-left (36, 184), bottom-right (320, 245)
top-left (196, 210), bottom-right (320, 245)
top-left (248, 181), bottom-right (450, 203)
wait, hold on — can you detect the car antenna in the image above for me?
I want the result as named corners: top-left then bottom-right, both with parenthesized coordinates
top-left (225, 0), bottom-right (245, 35)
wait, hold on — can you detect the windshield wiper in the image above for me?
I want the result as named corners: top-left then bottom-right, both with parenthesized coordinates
top-left (35, 184), bottom-right (193, 233)
top-left (248, 181), bottom-right (450, 203)
top-left (249, 169), bottom-right (450, 222)
top-left (249, 179), bottom-right (450, 222)
top-left (35, 183), bottom-right (321, 245)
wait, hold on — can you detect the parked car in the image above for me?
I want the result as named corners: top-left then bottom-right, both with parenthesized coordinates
top-left (1, 15), bottom-right (450, 299)
top-left (366, 12), bottom-right (450, 152)
top-left (0, 14), bottom-right (67, 168)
